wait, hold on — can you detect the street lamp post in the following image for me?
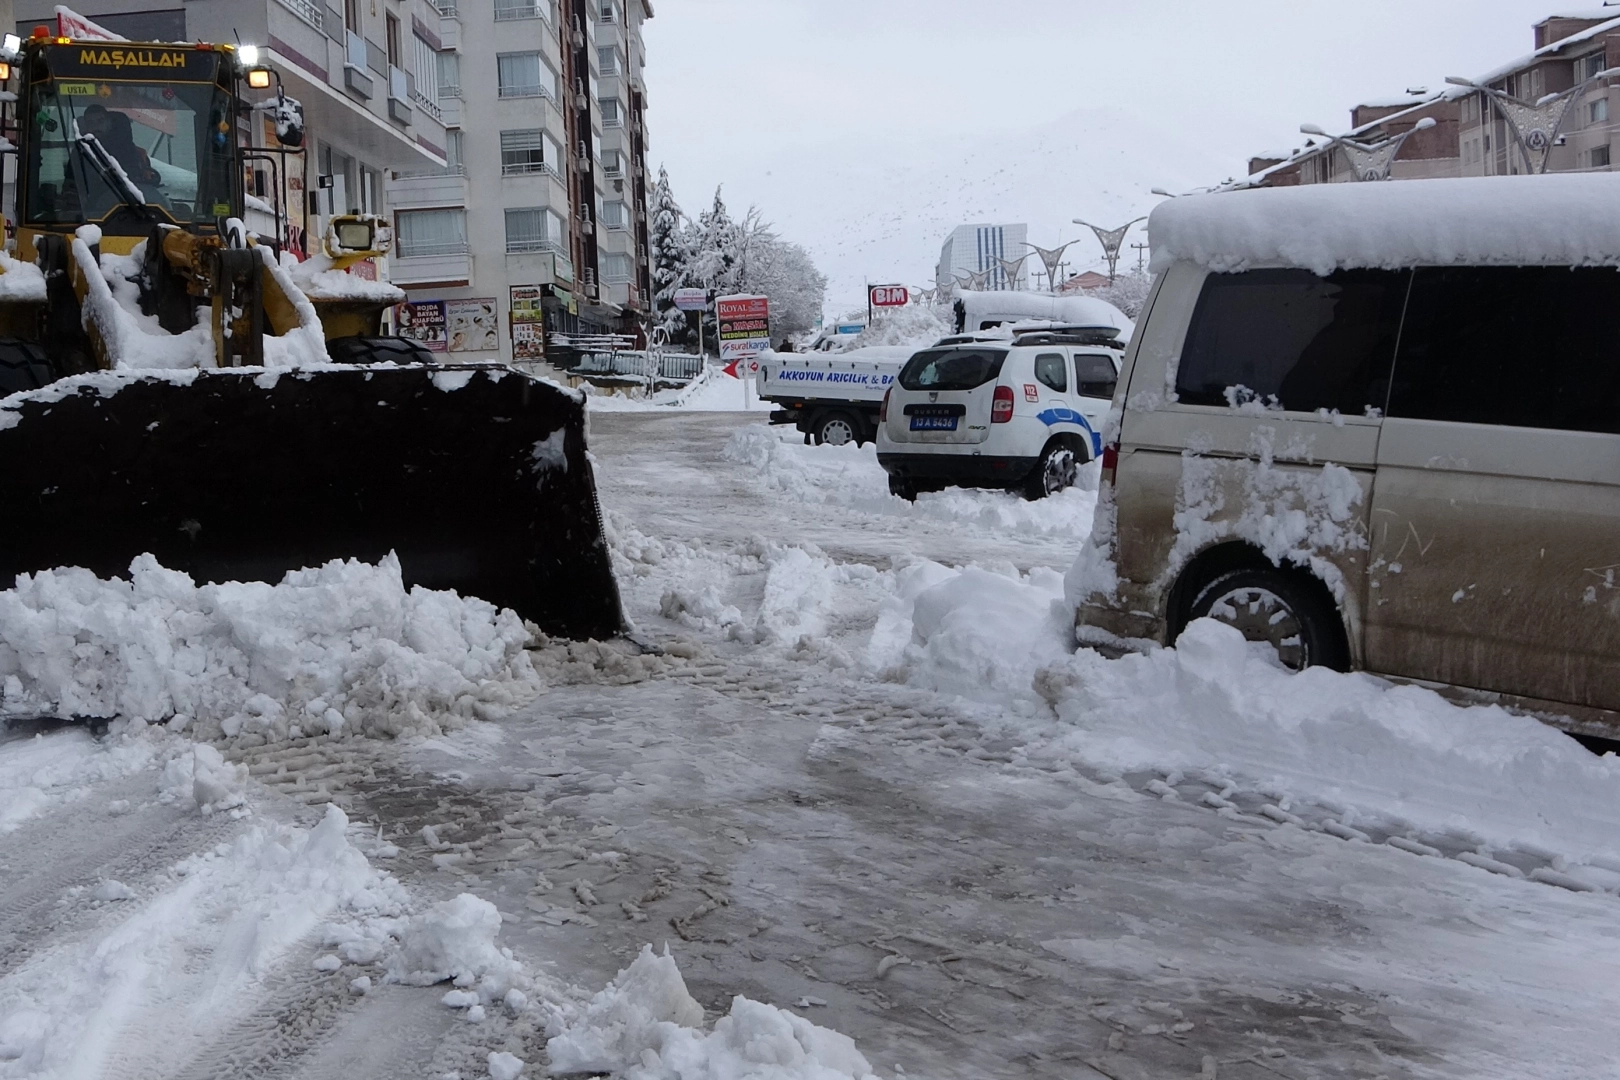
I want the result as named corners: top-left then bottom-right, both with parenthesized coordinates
top-left (995, 253), bottom-right (1030, 292)
top-left (1444, 67), bottom-right (1619, 174)
top-left (1299, 117), bottom-right (1437, 182)
top-left (1024, 240), bottom-right (1078, 292)
top-left (1074, 218), bottom-right (1147, 283)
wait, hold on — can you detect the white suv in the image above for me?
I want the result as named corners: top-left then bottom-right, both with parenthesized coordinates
top-left (876, 328), bottom-right (1124, 500)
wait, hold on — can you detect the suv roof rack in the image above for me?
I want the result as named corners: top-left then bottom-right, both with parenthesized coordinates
top-left (1011, 325), bottom-right (1125, 349)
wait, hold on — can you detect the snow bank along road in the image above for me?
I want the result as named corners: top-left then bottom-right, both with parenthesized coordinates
top-left (3, 409), bottom-right (1620, 1079)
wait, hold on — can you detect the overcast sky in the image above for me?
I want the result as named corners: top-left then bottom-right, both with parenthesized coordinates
top-left (643, 1), bottom-right (1607, 314)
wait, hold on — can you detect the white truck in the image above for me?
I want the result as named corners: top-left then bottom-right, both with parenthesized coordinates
top-left (755, 347), bottom-right (914, 446)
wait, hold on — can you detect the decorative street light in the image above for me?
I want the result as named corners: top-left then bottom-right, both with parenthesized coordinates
top-left (1074, 218), bottom-right (1147, 283)
top-left (1024, 240), bottom-right (1078, 292)
top-left (995, 253), bottom-right (1030, 292)
top-left (1445, 67), bottom-right (1620, 174)
top-left (1299, 117), bottom-right (1437, 182)
top-left (955, 269), bottom-right (993, 292)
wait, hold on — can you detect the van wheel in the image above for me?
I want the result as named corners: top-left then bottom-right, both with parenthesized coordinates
top-left (1184, 567), bottom-right (1350, 672)
top-left (813, 410), bottom-right (862, 447)
top-left (1023, 442), bottom-right (1080, 500)
top-left (888, 475), bottom-right (918, 501)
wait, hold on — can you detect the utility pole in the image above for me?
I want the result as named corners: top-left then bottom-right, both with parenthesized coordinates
top-left (1132, 243), bottom-right (1149, 275)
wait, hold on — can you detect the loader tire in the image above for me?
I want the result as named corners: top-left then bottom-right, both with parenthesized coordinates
top-left (326, 335), bottom-right (437, 367)
top-left (0, 340), bottom-right (55, 397)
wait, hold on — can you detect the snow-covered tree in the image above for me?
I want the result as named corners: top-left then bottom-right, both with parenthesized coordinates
top-left (1081, 271), bottom-right (1154, 319)
top-left (648, 167), bottom-right (692, 345)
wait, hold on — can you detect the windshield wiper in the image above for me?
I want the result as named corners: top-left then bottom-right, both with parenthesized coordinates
top-left (75, 132), bottom-right (157, 219)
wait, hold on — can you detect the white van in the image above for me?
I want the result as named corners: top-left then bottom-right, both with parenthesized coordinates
top-left (1073, 173), bottom-right (1620, 733)
top-left (876, 326), bottom-right (1126, 500)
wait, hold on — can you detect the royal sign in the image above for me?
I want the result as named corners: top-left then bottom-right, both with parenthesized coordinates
top-left (869, 285), bottom-right (910, 308)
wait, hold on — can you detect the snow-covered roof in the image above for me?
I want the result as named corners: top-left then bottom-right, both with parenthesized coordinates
top-left (1474, 15), bottom-right (1620, 86)
top-left (956, 291), bottom-right (1132, 333)
top-left (1149, 173), bottom-right (1620, 276)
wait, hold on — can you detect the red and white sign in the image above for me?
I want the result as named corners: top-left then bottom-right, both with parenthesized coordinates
top-left (869, 285), bottom-right (910, 308)
top-left (55, 5), bottom-right (125, 40)
top-left (716, 294), bottom-right (771, 362)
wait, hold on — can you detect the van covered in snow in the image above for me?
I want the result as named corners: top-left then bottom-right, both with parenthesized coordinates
top-left (953, 291), bottom-right (1133, 336)
top-left (1073, 173), bottom-right (1620, 734)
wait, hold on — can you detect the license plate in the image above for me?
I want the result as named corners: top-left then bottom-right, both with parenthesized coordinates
top-left (910, 415), bottom-right (957, 432)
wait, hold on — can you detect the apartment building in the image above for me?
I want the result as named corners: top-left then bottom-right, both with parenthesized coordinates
top-left (1243, 11), bottom-right (1617, 187)
top-left (386, 0), bottom-right (654, 359)
top-left (936, 223), bottom-right (1030, 292)
top-left (15, 0), bottom-right (454, 251)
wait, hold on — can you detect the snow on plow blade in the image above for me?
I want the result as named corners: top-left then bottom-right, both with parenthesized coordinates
top-left (0, 365), bottom-right (625, 640)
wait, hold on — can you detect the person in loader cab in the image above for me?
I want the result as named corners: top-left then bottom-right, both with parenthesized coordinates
top-left (79, 105), bottom-right (162, 194)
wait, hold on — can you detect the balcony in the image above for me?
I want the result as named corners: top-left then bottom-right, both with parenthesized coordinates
top-left (391, 248), bottom-right (472, 288)
top-left (500, 84), bottom-right (556, 102)
top-left (386, 168), bottom-right (468, 210)
top-left (495, 0), bottom-right (546, 20)
top-left (437, 12), bottom-right (461, 48)
top-left (437, 88), bottom-right (463, 127)
top-left (274, 0), bottom-right (324, 31)
top-left (506, 238), bottom-right (562, 256)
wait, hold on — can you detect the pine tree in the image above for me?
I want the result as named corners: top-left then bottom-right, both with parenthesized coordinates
top-left (648, 167), bottom-right (692, 346)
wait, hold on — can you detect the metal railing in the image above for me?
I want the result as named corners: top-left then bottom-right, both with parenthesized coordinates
top-left (499, 83), bottom-right (555, 101)
top-left (397, 239), bottom-right (470, 258)
top-left (393, 162), bottom-right (466, 179)
top-left (275, 0), bottom-right (324, 31)
top-left (566, 349), bottom-right (705, 384)
top-left (436, 0), bottom-right (459, 15)
top-left (506, 238), bottom-right (561, 254)
top-left (495, 0), bottom-right (543, 19)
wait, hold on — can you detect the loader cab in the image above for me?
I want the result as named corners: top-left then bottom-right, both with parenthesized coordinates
top-left (11, 38), bottom-right (246, 260)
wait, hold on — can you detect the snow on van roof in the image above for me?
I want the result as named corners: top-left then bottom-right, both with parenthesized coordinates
top-left (955, 291), bottom-right (1133, 334)
top-left (1149, 173), bottom-right (1620, 276)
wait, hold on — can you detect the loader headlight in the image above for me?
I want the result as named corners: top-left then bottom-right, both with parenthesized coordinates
top-left (333, 219), bottom-right (375, 252)
top-left (247, 67), bottom-right (272, 89)
top-left (0, 33), bottom-right (20, 61)
top-left (238, 44), bottom-right (260, 66)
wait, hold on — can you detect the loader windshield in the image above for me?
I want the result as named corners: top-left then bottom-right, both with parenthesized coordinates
top-left (25, 78), bottom-right (237, 227)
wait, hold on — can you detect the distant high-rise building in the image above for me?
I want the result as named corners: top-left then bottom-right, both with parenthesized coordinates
top-left (937, 223), bottom-right (1029, 292)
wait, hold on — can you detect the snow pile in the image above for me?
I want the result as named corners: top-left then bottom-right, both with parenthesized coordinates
top-left (387, 893), bottom-right (524, 1000)
top-left (659, 541), bottom-right (877, 651)
top-left (73, 237), bottom-right (215, 370)
top-left (0, 553), bottom-right (542, 744)
top-left (1149, 173), bottom-right (1620, 276)
top-left (867, 561), bottom-right (1074, 702)
top-left (0, 249), bottom-right (46, 303)
top-left (1034, 619), bottom-right (1620, 862)
top-left (157, 742), bottom-right (248, 813)
top-left (586, 369), bottom-right (772, 412)
top-left (849, 305), bottom-right (950, 348)
top-left (257, 247), bottom-right (338, 367)
top-left (722, 424), bottom-right (1099, 537)
top-left (287, 251), bottom-right (407, 305)
top-left (0, 805), bottom-right (410, 1078)
top-left (547, 946), bottom-right (878, 1080)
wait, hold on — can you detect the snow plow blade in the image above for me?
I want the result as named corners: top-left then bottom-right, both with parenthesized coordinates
top-left (0, 365), bottom-right (624, 641)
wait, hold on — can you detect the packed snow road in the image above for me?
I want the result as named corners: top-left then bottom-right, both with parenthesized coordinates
top-left (3, 408), bottom-right (1620, 1079)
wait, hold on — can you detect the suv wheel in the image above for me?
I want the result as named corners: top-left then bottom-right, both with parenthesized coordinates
top-left (1184, 567), bottom-right (1350, 671)
top-left (813, 410), bottom-right (862, 447)
top-left (1023, 442), bottom-right (1079, 500)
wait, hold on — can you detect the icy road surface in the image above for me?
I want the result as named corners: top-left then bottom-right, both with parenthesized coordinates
top-left (2, 409), bottom-right (1620, 1080)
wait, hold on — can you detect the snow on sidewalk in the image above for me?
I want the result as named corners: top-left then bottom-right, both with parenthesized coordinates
top-left (0, 553), bottom-right (542, 747)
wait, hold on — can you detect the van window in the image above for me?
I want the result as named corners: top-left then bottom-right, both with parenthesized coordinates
top-left (1388, 266), bottom-right (1620, 434)
top-left (1075, 354), bottom-right (1118, 399)
top-left (898, 348), bottom-right (1008, 392)
top-left (1034, 353), bottom-right (1067, 392)
top-left (1176, 268), bottom-right (1408, 413)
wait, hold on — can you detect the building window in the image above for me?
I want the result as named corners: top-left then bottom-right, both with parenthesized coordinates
top-left (597, 45), bottom-right (619, 75)
top-left (386, 13), bottom-right (402, 66)
top-left (412, 36), bottom-right (439, 102)
top-left (599, 0), bottom-right (616, 21)
top-left (397, 208), bottom-right (467, 257)
top-left (498, 52), bottom-right (556, 99)
top-left (445, 129), bottom-right (463, 170)
top-left (437, 51), bottom-right (460, 97)
top-left (1594, 144), bottom-right (1612, 168)
top-left (601, 149), bottom-right (622, 176)
top-left (1588, 53), bottom-right (1609, 80)
top-left (602, 253), bottom-right (632, 283)
top-left (1591, 97), bottom-right (1610, 126)
top-left (506, 207), bottom-right (563, 253)
top-left (501, 129), bottom-right (548, 174)
top-left (602, 200), bottom-right (627, 228)
top-left (495, 0), bottom-right (542, 20)
top-left (599, 97), bottom-right (621, 126)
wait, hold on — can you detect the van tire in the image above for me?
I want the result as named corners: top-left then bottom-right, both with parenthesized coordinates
top-left (1183, 566), bottom-right (1350, 672)
top-left (1023, 440), bottom-right (1081, 500)
top-left (326, 335), bottom-right (437, 366)
top-left (812, 409), bottom-right (863, 447)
